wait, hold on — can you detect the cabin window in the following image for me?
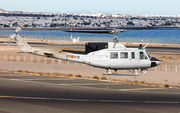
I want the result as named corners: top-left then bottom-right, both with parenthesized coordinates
top-left (131, 52), bottom-right (135, 59)
top-left (120, 52), bottom-right (128, 59)
top-left (139, 51), bottom-right (148, 60)
top-left (110, 52), bottom-right (118, 59)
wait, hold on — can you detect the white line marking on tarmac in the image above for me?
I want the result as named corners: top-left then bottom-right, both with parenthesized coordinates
top-left (0, 95), bottom-right (178, 104)
top-left (5, 78), bottom-right (121, 85)
top-left (0, 78), bottom-right (169, 91)
top-left (0, 77), bottom-right (165, 92)
top-left (144, 101), bottom-right (179, 104)
top-left (119, 88), bottom-right (166, 91)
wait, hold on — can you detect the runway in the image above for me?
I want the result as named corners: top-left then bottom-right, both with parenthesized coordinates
top-left (0, 72), bottom-right (180, 113)
top-left (1, 41), bottom-right (180, 54)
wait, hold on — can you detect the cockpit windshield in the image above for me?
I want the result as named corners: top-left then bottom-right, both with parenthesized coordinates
top-left (145, 50), bottom-right (152, 59)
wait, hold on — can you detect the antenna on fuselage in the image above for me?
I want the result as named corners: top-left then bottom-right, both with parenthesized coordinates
top-left (143, 43), bottom-right (149, 49)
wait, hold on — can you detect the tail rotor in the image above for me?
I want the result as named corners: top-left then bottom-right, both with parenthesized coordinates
top-left (6, 21), bottom-right (24, 45)
top-left (15, 21), bottom-right (23, 33)
top-left (4, 21), bottom-right (24, 45)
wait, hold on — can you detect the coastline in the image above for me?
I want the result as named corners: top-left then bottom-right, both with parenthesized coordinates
top-left (0, 27), bottom-right (108, 30)
top-left (0, 27), bottom-right (179, 31)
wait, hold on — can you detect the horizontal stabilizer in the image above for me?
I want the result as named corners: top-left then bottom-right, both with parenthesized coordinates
top-left (44, 52), bottom-right (53, 56)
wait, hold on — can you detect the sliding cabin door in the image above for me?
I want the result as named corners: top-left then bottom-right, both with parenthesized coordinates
top-left (130, 50), bottom-right (138, 69)
top-left (119, 51), bottom-right (130, 69)
top-left (109, 52), bottom-right (119, 68)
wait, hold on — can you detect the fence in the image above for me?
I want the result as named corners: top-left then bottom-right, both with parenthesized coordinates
top-left (0, 54), bottom-right (179, 73)
top-left (0, 33), bottom-right (180, 44)
top-left (150, 64), bottom-right (179, 73)
top-left (0, 54), bottom-right (85, 66)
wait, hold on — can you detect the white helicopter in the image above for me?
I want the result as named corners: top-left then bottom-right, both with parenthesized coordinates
top-left (8, 22), bottom-right (172, 76)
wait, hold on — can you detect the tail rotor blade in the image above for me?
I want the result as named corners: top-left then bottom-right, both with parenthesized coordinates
top-left (5, 35), bottom-right (14, 45)
top-left (16, 26), bottom-right (22, 33)
top-left (15, 21), bottom-right (24, 33)
top-left (9, 34), bottom-right (16, 40)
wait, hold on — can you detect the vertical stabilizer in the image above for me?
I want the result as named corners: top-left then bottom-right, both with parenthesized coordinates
top-left (15, 34), bottom-right (32, 52)
top-left (8, 22), bottom-right (32, 53)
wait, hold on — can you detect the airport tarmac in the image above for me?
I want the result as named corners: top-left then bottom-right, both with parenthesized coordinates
top-left (0, 72), bottom-right (180, 113)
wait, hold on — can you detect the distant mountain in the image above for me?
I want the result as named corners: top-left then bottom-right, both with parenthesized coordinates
top-left (0, 8), bottom-right (5, 12)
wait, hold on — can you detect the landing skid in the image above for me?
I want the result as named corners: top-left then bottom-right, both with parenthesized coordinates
top-left (102, 69), bottom-right (147, 76)
top-left (102, 71), bottom-right (147, 76)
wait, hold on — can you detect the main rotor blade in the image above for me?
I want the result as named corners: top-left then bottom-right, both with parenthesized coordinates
top-left (65, 22), bottom-right (175, 34)
top-left (65, 30), bottom-right (110, 34)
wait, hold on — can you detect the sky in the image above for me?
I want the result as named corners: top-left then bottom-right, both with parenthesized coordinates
top-left (0, 0), bottom-right (180, 15)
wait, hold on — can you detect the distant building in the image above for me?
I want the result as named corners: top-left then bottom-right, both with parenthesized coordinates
top-left (0, 8), bottom-right (179, 28)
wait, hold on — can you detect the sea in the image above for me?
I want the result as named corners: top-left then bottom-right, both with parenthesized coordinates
top-left (0, 28), bottom-right (179, 39)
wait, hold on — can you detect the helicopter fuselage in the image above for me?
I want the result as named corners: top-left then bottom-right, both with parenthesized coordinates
top-left (55, 42), bottom-right (160, 70)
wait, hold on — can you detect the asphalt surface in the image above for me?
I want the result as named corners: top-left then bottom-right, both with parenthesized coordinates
top-left (1, 41), bottom-right (180, 54)
top-left (0, 72), bottom-right (180, 113)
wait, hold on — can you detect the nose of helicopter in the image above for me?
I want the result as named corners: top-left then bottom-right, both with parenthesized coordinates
top-left (150, 57), bottom-right (161, 67)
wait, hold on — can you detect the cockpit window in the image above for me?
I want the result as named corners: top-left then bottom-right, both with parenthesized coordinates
top-left (110, 52), bottom-right (118, 59)
top-left (140, 51), bottom-right (148, 60)
top-left (145, 50), bottom-right (152, 59)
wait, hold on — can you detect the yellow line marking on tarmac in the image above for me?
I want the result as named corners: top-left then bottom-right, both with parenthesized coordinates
top-left (119, 88), bottom-right (166, 91)
top-left (0, 75), bottom-right (30, 76)
top-left (58, 83), bottom-right (121, 86)
top-left (10, 79), bottom-right (74, 81)
top-left (0, 95), bottom-right (178, 104)
top-left (0, 95), bottom-right (50, 100)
